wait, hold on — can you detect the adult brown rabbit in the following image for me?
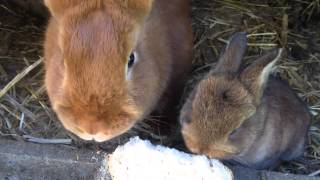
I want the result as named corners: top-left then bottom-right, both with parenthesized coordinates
top-left (44, 0), bottom-right (193, 142)
top-left (179, 32), bottom-right (310, 169)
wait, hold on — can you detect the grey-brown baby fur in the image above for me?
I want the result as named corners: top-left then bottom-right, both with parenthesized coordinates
top-left (180, 32), bottom-right (310, 169)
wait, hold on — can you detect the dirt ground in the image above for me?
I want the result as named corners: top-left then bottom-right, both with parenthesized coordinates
top-left (0, 0), bottom-right (319, 175)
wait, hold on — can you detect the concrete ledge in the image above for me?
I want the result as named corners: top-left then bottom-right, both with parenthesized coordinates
top-left (231, 166), bottom-right (320, 180)
top-left (0, 138), bottom-right (319, 180)
top-left (0, 139), bottom-right (110, 180)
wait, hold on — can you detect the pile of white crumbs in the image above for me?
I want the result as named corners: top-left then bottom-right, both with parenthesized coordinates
top-left (108, 137), bottom-right (233, 180)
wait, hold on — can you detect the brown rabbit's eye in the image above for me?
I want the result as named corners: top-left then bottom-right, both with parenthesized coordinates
top-left (128, 53), bottom-right (135, 68)
top-left (180, 115), bottom-right (191, 125)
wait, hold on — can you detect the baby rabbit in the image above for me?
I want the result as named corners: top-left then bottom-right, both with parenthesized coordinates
top-left (179, 32), bottom-right (310, 169)
top-left (44, 0), bottom-right (193, 142)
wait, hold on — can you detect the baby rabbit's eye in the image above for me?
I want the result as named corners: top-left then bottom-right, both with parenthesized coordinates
top-left (222, 91), bottom-right (229, 101)
top-left (229, 128), bottom-right (239, 138)
top-left (128, 52), bottom-right (135, 68)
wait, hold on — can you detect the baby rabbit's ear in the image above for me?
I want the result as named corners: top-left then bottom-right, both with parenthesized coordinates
top-left (240, 48), bottom-right (283, 103)
top-left (212, 32), bottom-right (247, 74)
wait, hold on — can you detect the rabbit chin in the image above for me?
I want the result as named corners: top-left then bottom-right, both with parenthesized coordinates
top-left (64, 123), bottom-right (134, 142)
top-left (77, 133), bottom-right (114, 142)
top-left (204, 149), bottom-right (235, 160)
top-left (74, 129), bottom-right (129, 142)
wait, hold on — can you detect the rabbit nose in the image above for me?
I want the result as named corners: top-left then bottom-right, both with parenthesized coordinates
top-left (88, 129), bottom-right (97, 135)
top-left (88, 124), bottom-right (99, 135)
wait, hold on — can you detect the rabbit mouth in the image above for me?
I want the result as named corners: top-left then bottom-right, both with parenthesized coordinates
top-left (66, 120), bottom-right (136, 142)
top-left (77, 133), bottom-right (112, 142)
top-left (205, 150), bottom-right (232, 159)
top-left (76, 132), bottom-right (124, 142)
top-left (201, 142), bottom-right (240, 159)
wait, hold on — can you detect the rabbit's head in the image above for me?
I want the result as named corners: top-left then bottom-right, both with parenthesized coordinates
top-left (180, 32), bottom-right (282, 158)
top-left (44, 0), bottom-right (154, 142)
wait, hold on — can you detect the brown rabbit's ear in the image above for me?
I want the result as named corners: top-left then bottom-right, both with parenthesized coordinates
top-left (45, 0), bottom-right (154, 21)
top-left (44, 0), bottom-right (81, 18)
top-left (116, 0), bottom-right (154, 22)
top-left (240, 48), bottom-right (283, 103)
top-left (212, 32), bottom-right (247, 74)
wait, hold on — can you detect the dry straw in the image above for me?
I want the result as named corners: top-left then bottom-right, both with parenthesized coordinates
top-left (0, 0), bottom-right (319, 175)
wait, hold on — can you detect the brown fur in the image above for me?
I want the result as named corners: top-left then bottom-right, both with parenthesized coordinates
top-left (180, 32), bottom-right (310, 169)
top-left (44, 0), bottom-right (193, 142)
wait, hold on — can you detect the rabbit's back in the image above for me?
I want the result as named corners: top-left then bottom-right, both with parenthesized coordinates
top-left (265, 77), bottom-right (310, 160)
top-left (234, 76), bottom-right (310, 169)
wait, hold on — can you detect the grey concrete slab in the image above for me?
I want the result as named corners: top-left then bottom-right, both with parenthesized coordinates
top-left (264, 171), bottom-right (320, 180)
top-left (231, 166), bottom-right (320, 180)
top-left (0, 138), bottom-right (319, 180)
top-left (0, 139), bottom-right (110, 180)
top-left (231, 166), bottom-right (262, 180)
